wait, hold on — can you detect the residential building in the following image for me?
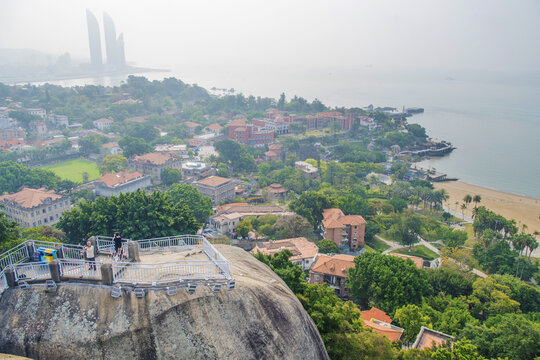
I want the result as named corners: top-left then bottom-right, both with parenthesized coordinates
top-left (321, 208), bottom-right (367, 251)
top-left (265, 143), bottom-right (284, 161)
top-left (0, 187), bottom-right (70, 228)
top-left (30, 121), bottom-right (47, 138)
top-left (266, 183), bottom-right (288, 200)
top-left (295, 161), bottom-right (319, 179)
top-left (194, 175), bottom-right (235, 205)
top-left (184, 121), bottom-right (201, 133)
top-left (0, 127), bottom-right (25, 141)
top-left (94, 170), bottom-right (151, 197)
top-left (102, 142), bottom-right (123, 155)
top-left (389, 253), bottom-right (424, 269)
top-left (308, 254), bottom-right (356, 298)
top-left (47, 114), bottom-right (69, 127)
top-left (361, 307), bottom-right (404, 342)
top-left (228, 119), bottom-right (274, 146)
top-left (412, 327), bottom-right (454, 350)
top-left (251, 237), bottom-right (318, 271)
top-left (205, 123), bottom-right (224, 135)
top-left (131, 152), bottom-right (182, 185)
top-left (208, 203), bottom-right (292, 233)
top-left (155, 144), bottom-right (188, 155)
top-left (93, 118), bottom-right (113, 131)
top-left (252, 119), bottom-right (289, 135)
top-left (27, 108), bottom-right (46, 119)
top-left (181, 161), bottom-right (215, 180)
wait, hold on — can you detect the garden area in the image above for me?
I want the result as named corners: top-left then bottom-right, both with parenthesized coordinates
top-left (40, 158), bottom-right (100, 183)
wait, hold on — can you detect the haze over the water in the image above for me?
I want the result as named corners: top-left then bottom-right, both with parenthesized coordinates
top-left (1, 0), bottom-right (540, 75)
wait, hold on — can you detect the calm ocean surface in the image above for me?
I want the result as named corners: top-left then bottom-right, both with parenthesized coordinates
top-left (28, 65), bottom-right (540, 199)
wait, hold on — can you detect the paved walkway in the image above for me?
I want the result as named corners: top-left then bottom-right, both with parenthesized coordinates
top-left (442, 205), bottom-right (473, 223)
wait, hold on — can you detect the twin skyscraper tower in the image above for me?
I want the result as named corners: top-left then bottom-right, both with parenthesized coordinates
top-left (86, 10), bottom-right (126, 71)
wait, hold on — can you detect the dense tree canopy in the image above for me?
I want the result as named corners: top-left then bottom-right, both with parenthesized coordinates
top-left (57, 189), bottom-right (199, 243)
top-left (167, 184), bottom-right (213, 223)
top-left (0, 161), bottom-right (76, 193)
top-left (118, 136), bottom-right (154, 158)
top-left (160, 167), bottom-right (182, 185)
top-left (99, 155), bottom-right (128, 174)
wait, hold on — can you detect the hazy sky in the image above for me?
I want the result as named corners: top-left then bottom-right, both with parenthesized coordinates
top-left (1, 0), bottom-right (540, 73)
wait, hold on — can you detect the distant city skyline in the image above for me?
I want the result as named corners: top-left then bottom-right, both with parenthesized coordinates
top-left (85, 9), bottom-right (125, 70)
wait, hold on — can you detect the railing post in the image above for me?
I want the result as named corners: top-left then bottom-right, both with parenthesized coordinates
top-left (26, 242), bottom-right (35, 261)
top-left (55, 244), bottom-right (64, 259)
top-left (5, 268), bottom-right (17, 287)
top-left (101, 263), bottom-right (114, 285)
top-left (49, 260), bottom-right (61, 282)
top-left (128, 242), bottom-right (140, 262)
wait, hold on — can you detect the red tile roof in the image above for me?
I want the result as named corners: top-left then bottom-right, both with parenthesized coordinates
top-left (0, 187), bottom-right (63, 208)
top-left (184, 121), bottom-right (201, 128)
top-left (361, 307), bottom-right (392, 324)
top-left (311, 254), bottom-right (355, 277)
top-left (389, 253), bottom-right (424, 269)
top-left (322, 208), bottom-right (366, 229)
top-left (206, 124), bottom-right (224, 131)
top-left (96, 170), bottom-right (144, 187)
top-left (363, 319), bottom-right (404, 342)
top-left (412, 326), bottom-right (454, 350)
top-left (230, 119), bottom-right (247, 126)
top-left (133, 152), bottom-right (176, 166)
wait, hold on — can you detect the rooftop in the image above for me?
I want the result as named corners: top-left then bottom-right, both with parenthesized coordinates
top-left (93, 118), bottom-right (111, 123)
top-left (363, 319), bottom-right (404, 342)
top-left (322, 208), bottom-right (366, 229)
top-left (184, 121), bottom-right (201, 128)
top-left (412, 326), bottom-right (455, 350)
top-left (217, 204), bottom-right (286, 215)
top-left (196, 175), bottom-right (232, 187)
top-left (206, 124), bottom-right (224, 131)
top-left (96, 170), bottom-right (145, 188)
top-left (361, 307), bottom-right (392, 324)
top-left (251, 237), bottom-right (318, 262)
top-left (0, 187), bottom-right (63, 209)
top-left (389, 253), bottom-right (424, 269)
top-left (311, 254), bottom-right (355, 277)
top-left (133, 152), bottom-right (177, 166)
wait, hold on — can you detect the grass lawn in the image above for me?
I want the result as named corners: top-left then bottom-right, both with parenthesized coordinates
top-left (392, 245), bottom-right (439, 261)
top-left (366, 237), bottom-right (391, 252)
top-left (41, 158), bottom-right (100, 183)
top-left (464, 223), bottom-right (476, 247)
top-left (432, 242), bottom-right (445, 250)
top-left (364, 245), bottom-right (377, 254)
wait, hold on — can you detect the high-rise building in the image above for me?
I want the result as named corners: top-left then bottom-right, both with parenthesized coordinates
top-left (102, 12), bottom-right (126, 69)
top-left (86, 9), bottom-right (102, 69)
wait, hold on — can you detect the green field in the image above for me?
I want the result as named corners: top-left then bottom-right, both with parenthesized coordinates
top-left (392, 245), bottom-right (439, 261)
top-left (366, 237), bottom-right (391, 252)
top-left (41, 159), bottom-right (100, 183)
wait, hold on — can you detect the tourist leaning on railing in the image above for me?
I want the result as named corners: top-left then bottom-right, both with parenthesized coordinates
top-left (84, 241), bottom-right (96, 271)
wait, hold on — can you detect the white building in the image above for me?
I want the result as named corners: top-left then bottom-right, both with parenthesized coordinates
top-left (250, 237), bottom-right (319, 271)
top-left (94, 170), bottom-right (151, 197)
top-left (27, 108), bottom-right (46, 119)
top-left (93, 118), bottom-right (113, 131)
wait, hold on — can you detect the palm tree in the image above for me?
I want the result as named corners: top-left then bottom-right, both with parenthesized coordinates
top-left (473, 195), bottom-right (481, 209)
top-left (460, 203), bottom-right (467, 220)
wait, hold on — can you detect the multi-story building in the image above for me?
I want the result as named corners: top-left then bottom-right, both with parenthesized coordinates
top-left (308, 254), bottom-right (356, 298)
top-left (181, 161), bottom-right (215, 180)
top-left (321, 208), bottom-right (366, 251)
top-left (194, 175), bottom-right (235, 205)
top-left (295, 161), bottom-right (319, 179)
top-left (93, 118), bottom-right (113, 131)
top-left (131, 152), bottom-right (182, 185)
top-left (251, 237), bottom-right (319, 271)
top-left (30, 121), bottom-right (47, 138)
top-left (27, 108), bottom-right (46, 119)
top-left (0, 187), bottom-right (70, 228)
top-left (208, 203), bottom-right (292, 234)
top-left (0, 128), bottom-right (26, 141)
top-left (94, 170), bottom-right (151, 197)
top-left (47, 114), bottom-right (69, 127)
top-left (228, 119), bottom-right (274, 146)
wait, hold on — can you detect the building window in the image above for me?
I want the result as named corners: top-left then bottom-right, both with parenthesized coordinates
top-left (42, 209), bottom-right (46, 214)
top-left (32, 222), bottom-right (36, 227)
top-left (55, 214), bottom-right (59, 219)
top-left (50, 216), bottom-right (53, 221)
top-left (54, 204), bottom-right (57, 209)
top-left (48, 206), bottom-right (52, 211)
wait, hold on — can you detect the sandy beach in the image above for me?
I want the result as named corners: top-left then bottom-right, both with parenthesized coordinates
top-left (434, 181), bottom-right (540, 234)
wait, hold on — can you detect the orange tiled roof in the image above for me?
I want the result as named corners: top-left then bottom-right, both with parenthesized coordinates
top-left (133, 152), bottom-right (176, 166)
top-left (93, 118), bottom-right (111, 123)
top-left (311, 254), bottom-right (355, 277)
top-left (196, 175), bottom-right (232, 187)
top-left (102, 142), bottom-right (119, 148)
top-left (206, 124), bottom-right (224, 131)
top-left (268, 143), bottom-right (283, 150)
top-left (361, 307), bottom-right (392, 324)
top-left (96, 170), bottom-right (144, 187)
top-left (363, 319), bottom-right (404, 342)
top-left (389, 253), bottom-right (423, 269)
top-left (251, 237), bottom-right (318, 262)
top-left (0, 187), bottom-right (63, 209)
top-left (267, 183), bottom-right (288, 193)
top-left (230, 119), bottom-right (247, 126)
top-left (184, 121), bottom-right (201, 128)
top-left (322, 208), bottom-right (366, 229)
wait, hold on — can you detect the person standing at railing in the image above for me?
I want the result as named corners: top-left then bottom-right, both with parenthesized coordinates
top-left (84, 241), bottom-right (96, 271)
top-left (113, 232), bottom-right (123, 261)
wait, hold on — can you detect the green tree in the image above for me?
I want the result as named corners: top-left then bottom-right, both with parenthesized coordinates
top-left (57, 189), bottom-right (199, 243)
top-left (216, 163), bottom-right (230, 177)
top-left (160, 167), bottom-right (182, 185)
top-left (430, 339), bottom-right (492, 360)
top-left (0, 210), bottom-right (21, 254)
top-left (236, 218), bottom-right (253, 238)
top-left (272, 214), bottom-right (312, 239)
top-left (288, 191), bottom-right (335, 228)
top-left (126, 123), bottom-right (160, 142)
top-left (0, 161), bottom-right (74, 193)
top-left (466, 276), bottom-right (520, 320)
top-left (426, 265), bottom-right (474, 297)
top-left (79, 134), bottom-right (106, 156)
top-left (99, 154), bottom-right (128, 174)
top-left (167, 184), bottom-right (213, 223)
top-left (394, 304), bottom-right (432, 342)
top-left (316, 239), bottom-right (341, 254)
top-left (118, 136), bottom-right (153, 158)
top-left (253, 249), bottom-right (307, 294)
top-left (347, 252), bottom-right (432, 313)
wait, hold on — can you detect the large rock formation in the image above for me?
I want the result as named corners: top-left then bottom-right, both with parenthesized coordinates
top-left (0, 246), bottom-right (328, 360)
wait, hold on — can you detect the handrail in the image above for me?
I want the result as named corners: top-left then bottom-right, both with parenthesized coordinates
top-left (59, 259), bottom-right (102, 280)
top-left (11, 262), bottom-right (51, 281)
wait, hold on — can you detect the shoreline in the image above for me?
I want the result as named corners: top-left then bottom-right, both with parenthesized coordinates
top-left (433, 180), bottom-right (540, 234)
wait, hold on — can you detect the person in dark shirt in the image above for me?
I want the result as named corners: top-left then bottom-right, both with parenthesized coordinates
top-left (113, 232), bottom-right (123, 260)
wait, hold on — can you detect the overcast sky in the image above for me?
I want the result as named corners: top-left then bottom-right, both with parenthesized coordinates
top-left (1, 0), bottom-right (540, 73)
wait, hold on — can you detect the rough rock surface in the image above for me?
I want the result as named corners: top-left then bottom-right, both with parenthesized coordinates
top-left (0, 246), bottom-right (329, 360)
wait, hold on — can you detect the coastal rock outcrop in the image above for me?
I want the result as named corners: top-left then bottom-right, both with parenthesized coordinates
top-left (0, 246), bottom-right (329, 360)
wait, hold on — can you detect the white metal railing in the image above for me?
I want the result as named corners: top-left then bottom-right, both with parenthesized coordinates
top-left (59, 259), bottom-right (102, 280)
top-left (136, 235), bottom-right (204, 253)
top-left (112, 260), bottom-right (229, 284)
top-left (60, 244), bottom-right (85, 260)
top-left (12, 262), bottom-right (51, 281)
top-left (0, 242), bottom-right (29, 270)
top-left (0, 270), bottom-right (7, 294)
top-left (203, 238), bottom-right (231, 278)
top-left (96, 236), bottom-right (130, 253)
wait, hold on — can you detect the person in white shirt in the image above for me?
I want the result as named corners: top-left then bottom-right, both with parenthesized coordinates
top-left (84, 241), bottom-right (96, 271)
